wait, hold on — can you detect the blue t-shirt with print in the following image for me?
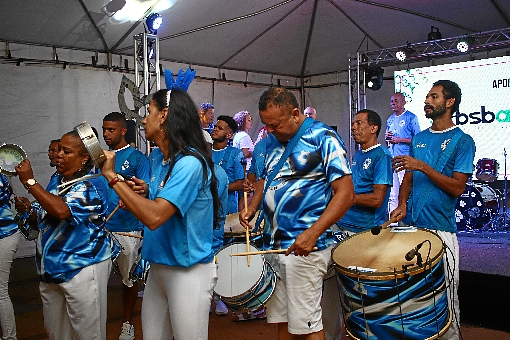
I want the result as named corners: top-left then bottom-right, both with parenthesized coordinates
top-left (261, 120), bottom-right (351, 250)
top-left (386, 110), bottom-right (421, 157)
top-left (248, 139), bottom-right (267, 180)
top-left (142, 148), bottom-right (215, 267)
top-left (105, 146), bottom-right (149, 232)
top-left (212, 146), bottom-right (244, 214)
top-left (337, 144), bottom-right (392, 232)
top-left (213, 164), bottom-right (228, 253)
top-left (408, 127), bottom-right (475, 232)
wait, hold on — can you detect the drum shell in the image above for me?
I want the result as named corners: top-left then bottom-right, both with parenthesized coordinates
top-left (332, 228), bottom-right (450, 340)
top-left (476, 158), bottom-right (499, 182)
top-left (214, 242), bottom-right (276, 313)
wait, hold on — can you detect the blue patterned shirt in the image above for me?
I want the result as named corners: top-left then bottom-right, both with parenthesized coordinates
top-left (0, 174), bottom-right (17, 239)
top-left (32, 171), bottom-right (112, 283)
top-left (337, 144), bottom-right (393, 232)
top-left (261, 120), bottom-right (351, 250)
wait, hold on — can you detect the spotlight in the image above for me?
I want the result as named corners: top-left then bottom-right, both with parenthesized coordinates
top-left (146, 13), bottom-right (163, 34)
top-left (457, 37), bottom-right (475, 53)
top-left (428, 26), bottom-right (442, 41)
top-left (396, 44), bottom-right (416, 62)
top-left (365, 65), bottom-right (384, 91)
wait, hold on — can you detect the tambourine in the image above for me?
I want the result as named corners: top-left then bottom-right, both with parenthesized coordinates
top-left (0, 143), bottom-right (27, 176)
top-left (74, 121), bottom-right (106, 167)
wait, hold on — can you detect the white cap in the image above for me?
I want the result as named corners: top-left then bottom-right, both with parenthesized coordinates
top-left (202, 130), bottom-right (213, 145)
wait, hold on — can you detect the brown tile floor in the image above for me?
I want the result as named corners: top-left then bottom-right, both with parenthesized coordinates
top-left (10, 257), bottom-right (510, 340)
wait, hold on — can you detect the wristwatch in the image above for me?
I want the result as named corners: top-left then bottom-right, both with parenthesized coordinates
top-left (108, 174), bottom-right (125, 188)
top-left (24, 178), bottom-right (37, 190)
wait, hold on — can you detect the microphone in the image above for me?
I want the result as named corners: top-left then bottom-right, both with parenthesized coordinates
top-left (405, 241), bottom-right (426, 261)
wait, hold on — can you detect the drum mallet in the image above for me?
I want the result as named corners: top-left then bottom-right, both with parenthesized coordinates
top-left (240, 158), bottom-right (251, 266)
top-left (371, 217), bottom-right (398, 235)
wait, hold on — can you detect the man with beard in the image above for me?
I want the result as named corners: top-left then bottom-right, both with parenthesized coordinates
top-left (390, 80), bottom-right (475, 340)
top-left (102, 112), bottom-right (150, 340)
top-left (47, 139), bottom-right (60, 167)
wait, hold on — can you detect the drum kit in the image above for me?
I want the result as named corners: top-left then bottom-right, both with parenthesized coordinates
top-left (455, 151), bottom-right (510, 231)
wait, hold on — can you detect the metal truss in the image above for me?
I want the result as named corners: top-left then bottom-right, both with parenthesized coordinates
top-left (133, 32), bottom-right (161, 153)
top-left (347, 27), bottom-right (510, 157)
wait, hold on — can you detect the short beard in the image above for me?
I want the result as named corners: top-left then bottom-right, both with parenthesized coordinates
top-left (425, 104), bottom-right (447, 119)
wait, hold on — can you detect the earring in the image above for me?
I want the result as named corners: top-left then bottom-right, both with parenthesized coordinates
top-left (158, 123), bottom-right (163, 131)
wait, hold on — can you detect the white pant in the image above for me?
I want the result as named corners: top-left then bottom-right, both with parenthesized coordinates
top-left (388, 170), bottom-right (405, 215)
top-left (0, 232), bottom-right (20, 340)
top-left (114, 231), bottom-right (142, 287)
top-left (436, 231), bottom-right (460, 340)
top-left (141, 262), bottom-right (217, 340)
top-left (39, 259), bottom-right (111, 340)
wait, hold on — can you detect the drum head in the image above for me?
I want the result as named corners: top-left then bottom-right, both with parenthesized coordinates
top-left (224, 211), bottom-right (264, 235)
top-left (332, 228), bottom-right (444, 280)
top-left (456, 184), bottom-right (485, 230)
top-left (0, 143), bottom-right (27, 176)
top-left (214, 243), bottom-right (265, 298)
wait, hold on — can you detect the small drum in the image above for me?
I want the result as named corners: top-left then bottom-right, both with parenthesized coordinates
top-left (74, 121), bottom-right (106, 167)
top-left (214, 242), bottom-right (276, 313)
top-left (333, 228), bottom-right (450, 340)
top-left (0, 143), bottom-right (27, 176)
top-left (455, 183), bottom-right (500, 230)
top-left (476, 158), bottom-right (499, 182)
top-left (223, 211), bottom-right (264, 246)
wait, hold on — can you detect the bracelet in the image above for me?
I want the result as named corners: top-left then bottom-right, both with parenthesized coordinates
top-left (108, 174), bottom-right (125, 188)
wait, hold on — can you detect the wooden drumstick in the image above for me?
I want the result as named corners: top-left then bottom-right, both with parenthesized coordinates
top-left (114, 232), bottom-right (143, 239)
top-left (240, 158), bottom-right (250, 266)
top-left (230, 247), bottom-right (319, 256)
top-left (371, 216), bottom-right (398, 235)
top-left (105, 204), bottom-right (121, 222)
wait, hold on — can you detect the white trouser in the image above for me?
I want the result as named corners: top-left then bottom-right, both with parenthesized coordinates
top-left (39, 259), bottom-right (111, 340)
top-left (141, 262), bottom-right (217, 340)
top-left (0, 232), bottom-right (20, 340)
top-left (436, 231), bottom-right (460, 340)
top-left (388, 170), bottom-right (405, 215)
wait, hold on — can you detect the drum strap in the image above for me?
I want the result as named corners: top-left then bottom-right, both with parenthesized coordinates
top-left (254, 117), bottom-right (314, 229)
top-left (411, 128), bottom-right (464, 223)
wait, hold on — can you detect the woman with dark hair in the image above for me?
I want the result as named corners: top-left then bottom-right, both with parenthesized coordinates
top-left (14, 130), bottom-right (112, 340)
top-left (101, 88), bottom-right (220, 339)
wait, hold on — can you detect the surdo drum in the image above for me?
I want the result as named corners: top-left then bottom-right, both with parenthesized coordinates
top-left (223, 211), bottom-right (264, 246)
top-left (332, 227), bottom-right (451, 340)
top-left (214, 243), bottom-right (276, 313)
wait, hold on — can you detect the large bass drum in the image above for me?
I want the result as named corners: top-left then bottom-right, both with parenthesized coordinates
top-left (455, 183), bottom-right (500, 230)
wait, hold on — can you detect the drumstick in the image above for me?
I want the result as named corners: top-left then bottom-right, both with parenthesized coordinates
top-left (106, 204), bottom-right (121, 222)
top-left (240, 158), bottom-right (250, 266)
top-left (114, 232), bottom-right (143, 239)
top-left (371, 216), bottom-right (398, 235)
top-left (230, 247), bottom-right (319, 256)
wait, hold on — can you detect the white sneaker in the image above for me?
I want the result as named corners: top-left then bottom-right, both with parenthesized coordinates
top-left (215, 300), bottom-right (229, 316)
top-left (119, 321), bottom-right (135, 340)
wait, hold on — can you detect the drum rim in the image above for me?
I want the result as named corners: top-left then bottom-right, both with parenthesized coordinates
top-left (332, 228), bottom-right (445, 280)
top-left (0, 143), bottom-right (27, 176)
top-left (74, 121), bottom-right (106, 167)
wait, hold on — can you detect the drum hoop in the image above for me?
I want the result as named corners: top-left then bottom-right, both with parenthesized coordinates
top-left (0, 143), bottom-right (27, 176)
top-left (214, 242), bottom-right (274, 300)
top-left (332, 228), bottom-right (445, 280)
top-left (74, 122), bottom-right (106, 168)
top-left (223, 229), bottom-right (264, 237)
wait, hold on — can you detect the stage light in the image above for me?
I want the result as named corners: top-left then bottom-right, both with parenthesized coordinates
top-left (396, 44), bottom-right (416, 62)
top-left (457, 37), bottom-right (475, 53)
top-left (428, 26), bottom-right (442, 41)
top-left (146, 13), bottom-right (163, 34)
top-left (365, 65), bottom-right (384, 91)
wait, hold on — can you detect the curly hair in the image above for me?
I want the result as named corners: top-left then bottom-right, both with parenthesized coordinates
top-left (233, 111), bottom-right (250, 132)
